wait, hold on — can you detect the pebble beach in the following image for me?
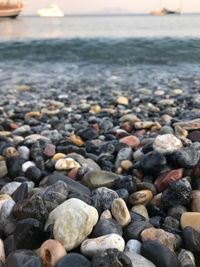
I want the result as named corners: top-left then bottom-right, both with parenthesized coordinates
top-left (1, 14), bottom-right (200, 267)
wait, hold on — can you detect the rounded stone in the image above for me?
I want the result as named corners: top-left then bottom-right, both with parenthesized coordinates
top-left (174, 147), bottom-right (200, 168)
top-left (141, 240), bottom-right (181, 267)
top-left (0, 160), bottom-right (8, 178)
top-left (155, 169), bottom-right (183, 192)
top-left (191, 190), bottom-right (200, 212)
top-left (182, 226), bottom-right (200, 252)
top-left (91, 218), bottom-right (122, 238)
top-left (0, 182), bottom-right (21, 195)
top-left (161, 178), bottom-right (192, 208)
top-left (141, 228), bottom-right (177, 251)
top-left (0, 239), bottom-right (5, 263)
top-left (111, 198), bottom-right (131, 226)
top-left (45, 198), bottom-right (98, 251)
top-left (119, 135), bottom-right (140, 148)
top-left (39, 239), bottom-right (67, 267)
top-left (55, 158), bottom-right (80, 171)
top-left (125, 239), bottom-right (142, 254)
top-left (140, 151), bottom-right (166, 175)
top-left (125, 251), bottom-right (156, 267)
top-left (18, 146), bottom-right (30, 160)
top-left (83, 170), bottom-right (118, 190)
top-left (123, 221), bottom-right (153, 241)
top-left (22, 161), bottom-right (36, 173)
top-left (181, 212), bottom-right (200, 233)
top-left (129, 190), bottom-right (153, 206)
top-left (99, 210), bottom-right (112, 220)
top-left (81, 234), bottom-right (125, 257)
top-left (25, 166), bottom-right (41, 183)
top-left (56, 253), bottom-right (91, 267)
top-left (92, 248), bottom-right (132, 267)
top-left (3, 147), bottom-right (19, 158)
top-left (131, 205), bottom-right (149, 220)
top-left (153, 134), bottom-right (183, 155)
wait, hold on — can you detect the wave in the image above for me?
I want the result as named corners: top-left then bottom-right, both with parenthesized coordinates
top-left (0, 37), bottom-right (200, 65)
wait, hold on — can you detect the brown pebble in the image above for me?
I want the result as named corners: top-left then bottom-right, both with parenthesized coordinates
top-left (111, 198), bottom-right (131, 226)
top-left (129, 190), bottom-right (153, 205)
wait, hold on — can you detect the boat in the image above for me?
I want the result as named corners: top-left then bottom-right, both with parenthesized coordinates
top-left (37, 4), bottom-right (64, 17)
top-left (150, 8), bottom-right (181, 15)
top-left (150, 0), bottom-right (182, 15)
top-left (0, 0), bottom-right (24, 18)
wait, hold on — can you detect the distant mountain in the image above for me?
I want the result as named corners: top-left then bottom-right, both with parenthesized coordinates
top-left (90, 8), bottom-right (131, 15)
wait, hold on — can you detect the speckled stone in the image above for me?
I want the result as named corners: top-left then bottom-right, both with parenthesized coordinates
top-left (125, 239), bottom-right (142, 254)
top-left (129, 190), bottom-right (153, 205)
top-left (153, 134), bottom-right (183, 155)
top-left (111, 198), bottom-right (131, 226)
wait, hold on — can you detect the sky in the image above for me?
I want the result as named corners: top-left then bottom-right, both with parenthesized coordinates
top-left (23, 0), bottom-right (200, 15)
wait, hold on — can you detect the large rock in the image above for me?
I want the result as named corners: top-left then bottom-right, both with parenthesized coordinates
top-left (45, 198), bottom-right (98, 251)
top-left (153, 134), bottom-right (182, 155)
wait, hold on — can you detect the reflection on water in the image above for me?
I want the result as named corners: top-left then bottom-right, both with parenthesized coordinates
top-left (0, 14), bottom-right (200, 41)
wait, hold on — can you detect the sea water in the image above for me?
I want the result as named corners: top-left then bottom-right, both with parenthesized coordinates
top-left (0, 14), bottom-right (200, 92)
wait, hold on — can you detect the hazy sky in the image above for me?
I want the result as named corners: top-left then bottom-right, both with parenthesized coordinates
top-left (24, 0), bottom-right (200, 15)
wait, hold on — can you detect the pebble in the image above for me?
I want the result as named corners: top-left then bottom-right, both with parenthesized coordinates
top-left (129, 190), bottom-right (153, 205)
top-left (39, 239), bottom-right (67, 267)
top-left (18, 146), bottom-right (30, 160)
top-left (56, 253), bottom-right (91, 267)
top-left (191, 190), bottom-right (200, 212)
top-left (125, 239), bottom-right (142, 254)
top-left (0, 160), bottom-right (8, 178)
top-left (125, 251), bottom-right (156, 267)
top-left (55, 158), bottom-right (80, 171)
top-left (181, 212), bottom-right (200, 233)
top-left (45, 198), bottom-right (98, 251)
top-left (178, 249), bottom-right (196, 267)
top-left (0, 182), bottom-right (21, 195)
top-left (5, 250), bottom-right (43, 267)
top-left (81, 234), bottom-right (125, 257)
top-left (111, 198), bottom-right (131, 226)
top-left (182, 226), bottom-right (200, 253)
top-left (91, 218), bottom-right (122, 237)
top-left (119, 135), bottom-right (140, 148)
top-left (92, 249), bottom-right (132, 267)
top-left (0, 240), bottom-right (5, 263)
top-left (140, 227), bottom-right (177, 251)
top-left (83, 170), bottom-right (118, 189)
top-left (141, 240), bottom-right (181, 267)
top-left (131, 205), bottom-right (149, 220)
top-left (140, 151), bottom-right (166, 175)
top-left (153, 134), bottom-right (183, 154)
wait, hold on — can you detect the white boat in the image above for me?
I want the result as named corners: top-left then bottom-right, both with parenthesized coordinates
top-left (37, 4), bottom-right (64, 17)
top-left (0, 0), bottom-right (24, 18)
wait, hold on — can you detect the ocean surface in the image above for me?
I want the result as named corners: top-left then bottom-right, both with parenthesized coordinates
top-left (0, 15), bottom-right (200, 94)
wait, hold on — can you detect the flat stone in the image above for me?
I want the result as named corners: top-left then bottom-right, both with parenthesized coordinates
top-left (155, 169), bottom-right (183, 192)
top-left (125, 251), bottom-right (156, 267)
top-left (181, 212), bottom-right (200, 233)
top-left (119, 135), bottom-right (140, 148)
top-left (141, 228), bottom-right (177, 251)
top-left (173, 119), bottom-right (200, 130)
top-left (111, 198), bottom-right (131, 226)
top-left (129, 190), bottom-right (153, 205)
top-left (153, 134), bottom-right (183, 155)
top-left (82, 170), bottom-right (118, 189)
top-left (45, 198), bottom-right (98, 251)
top-left (81, 234), bottom-right (125, 257)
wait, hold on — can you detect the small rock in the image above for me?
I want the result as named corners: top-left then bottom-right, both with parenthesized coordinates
top-left (191, 190), bottom-right (200, 212)
top-left (178, 249), bottom-right (196, 267)
top-left (81, 234), bottom-right (125, 257)
top-left (174, 147), bottom-right (200, 168)
top-left (39, 239), bottom-right (67, 267)
top-left (0, 239), bottom-right (5, 263)
top-left (56, 253), bottom-right (91, 267)
top-left (0, 160), bottom-right (8, 178)
top-left (125, 239), bottom-right (142, 254)
top-left (129, 190), bottom-right (153, 205)
top-left (155, 169), bottom-right (183, 192)
top-left (0, 182), bottom-right (21, 195)
top-left (99, 210), bottom-right (112, 220)
top-left (111, 198), bottom-right (131, 226)
top-left (173, 119), bottom-right (200, 130)
top-left (153, 134), bottom-right (183, 155)
top-left (141, 227), bottom-right (177, 251)
top-left (92, 218), bottom-right (122, 237)
top-left (55, 158), bottom-right (80, 171)
top-left (140, 151), bottom-right (166, 175)
top-left (120, 135), bottom-right (140, 148)
top-left (181, 212), bottom-right (200, 233)
top-left (131, 205), bottom-right (149, 220)
top-left (182, 226), bottom-right (200, 252)
top-left (5, 250), bottom-right (43, 267)
top-left (117, 96), bottom-right (129, 105)
top-left (125, 251), bottom-right (156, 267)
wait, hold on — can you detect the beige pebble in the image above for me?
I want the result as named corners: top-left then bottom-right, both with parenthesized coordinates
top-left (111, 198), bottom-right (131, 226)
top-left (100, 210), bottom-right (112, 221)
top-left (52, 153), bottom-right (66, 161)
top-left (39, 239), bottom-right (67, 267)
top-left (181, 212), bottom-right (200, 232)
top-left (129, 190), bottom-right (153, 205)
top-left (131, 205), bottom-right (149, 220)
